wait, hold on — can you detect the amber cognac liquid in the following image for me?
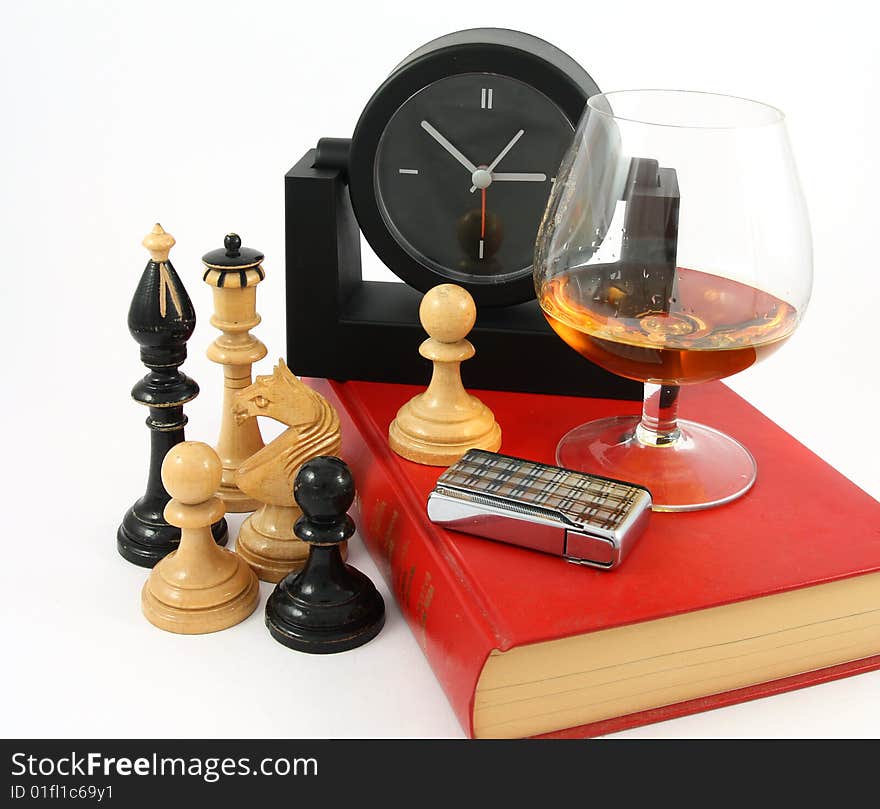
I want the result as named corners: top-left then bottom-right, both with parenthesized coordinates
top-left (539, 267), bottom-right (799, 385)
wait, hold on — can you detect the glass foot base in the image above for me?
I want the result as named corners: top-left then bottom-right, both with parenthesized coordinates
top-left (556, 416), bottom-right (756, 512)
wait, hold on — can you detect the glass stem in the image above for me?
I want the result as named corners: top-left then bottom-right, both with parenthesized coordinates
top-left (635, 383), bottom-right (681, 447)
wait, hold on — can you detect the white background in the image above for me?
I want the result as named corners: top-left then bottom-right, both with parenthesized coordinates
top-left (1, 0), bottom-right (878, 739)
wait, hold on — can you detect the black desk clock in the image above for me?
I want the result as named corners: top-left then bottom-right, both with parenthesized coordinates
top-left (285, 28), bottom-right (641, 399)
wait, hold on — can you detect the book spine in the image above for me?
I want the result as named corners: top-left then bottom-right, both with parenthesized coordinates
top-left (313, 379), bottom-right (502, 738)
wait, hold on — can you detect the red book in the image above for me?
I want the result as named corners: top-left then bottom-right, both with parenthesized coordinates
top-left (312, 378), bottom-right (880, 738)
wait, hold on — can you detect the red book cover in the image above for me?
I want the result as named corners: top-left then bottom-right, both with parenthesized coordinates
top-left (311, 378), bottom-right (880, 737)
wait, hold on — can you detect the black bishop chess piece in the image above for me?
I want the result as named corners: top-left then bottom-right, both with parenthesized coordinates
top-left (117, 224), bottom-right (228, 567)
top-left (265, 456), bottom-right (385, 653)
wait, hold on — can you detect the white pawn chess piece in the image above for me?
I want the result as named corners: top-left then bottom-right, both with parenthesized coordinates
top-left (389, 284), bottom-right (502, 466)
top-left (141, 442), bottom-right (259, 634)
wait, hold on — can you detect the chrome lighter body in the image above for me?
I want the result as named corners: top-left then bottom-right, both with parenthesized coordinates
top-left (427, 449), bottom-right (651, 569)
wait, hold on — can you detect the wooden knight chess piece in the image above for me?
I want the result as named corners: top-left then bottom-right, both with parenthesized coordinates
top-left (118, 224), bottom-right (228, 567)
top-left (232, 359), bottom-right (344, 582)
top-left (389, 284), bottom-right (502, 466)
top-left (265, 457), bottom-right (385, 653)
top-left (142, 442), bottom-right (260, 634)
top-left (203, 233), bottom-right (267, 512)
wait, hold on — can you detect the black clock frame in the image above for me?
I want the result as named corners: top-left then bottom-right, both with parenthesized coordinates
top-left (349, 29), bottom-right (600, 307)
top-left (284, 29), bottom-right (642, 401)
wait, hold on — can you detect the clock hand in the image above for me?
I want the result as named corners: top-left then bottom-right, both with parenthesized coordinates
top-left (490, 173), bottom-right (547, 182)
top-left (480, 188), bottom-right (486, 260)
top-left (470, 129), bottom-right (524, 191)
top-left (420, 120), bottom-right (477, 173)
top-left (487, 129), bottom-right (524, 172)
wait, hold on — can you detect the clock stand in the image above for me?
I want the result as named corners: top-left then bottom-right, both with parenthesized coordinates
top-left (284, 140), bottom-right (641, 399)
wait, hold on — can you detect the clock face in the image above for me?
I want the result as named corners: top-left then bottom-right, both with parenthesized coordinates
top-left (373, 73), bottom-right (574, 286)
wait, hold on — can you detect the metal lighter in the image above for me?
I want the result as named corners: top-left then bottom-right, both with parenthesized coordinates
top-left (426, 449), bottom-right (652, 570)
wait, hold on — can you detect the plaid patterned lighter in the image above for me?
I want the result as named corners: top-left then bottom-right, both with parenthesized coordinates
top-left (427, 449), bottom-right (652, 570)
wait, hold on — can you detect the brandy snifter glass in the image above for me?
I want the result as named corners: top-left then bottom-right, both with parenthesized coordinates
top-left (534, 90), bottom-right (812, 511)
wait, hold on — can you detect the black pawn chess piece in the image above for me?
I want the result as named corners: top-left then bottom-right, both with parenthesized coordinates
top-left (117, 224), bottom-right (228, 567)
top-left (265, 457), bottom-right (385, 653)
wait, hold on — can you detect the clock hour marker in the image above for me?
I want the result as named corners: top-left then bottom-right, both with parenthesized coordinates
top-left (481, 88), bottom-right (493, 109)
top-left (479, 239), bottom-right (484, 259)
top-left (398, 169), bottom-right (419, 174)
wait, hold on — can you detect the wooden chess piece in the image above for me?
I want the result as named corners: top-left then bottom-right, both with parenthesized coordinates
top-left (118, 224), bottom-right (228, 567)
top-left (232, 360), bottom-right (344, 582)
top-left (203, 233), bottom-right (267, 512)
top-left (142, 442), bottom-right (260, 634)
top-left (265, 457), bottom-right (385, 653)
top-left (389, 284), bottom-right (502, 466)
